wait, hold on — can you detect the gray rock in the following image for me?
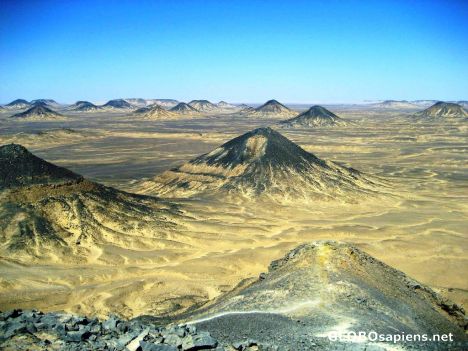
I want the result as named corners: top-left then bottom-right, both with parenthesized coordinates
top-left (103, 315), bottom-right (119, 331)
top-left (163, 333), bottom-right (183, 347)
top-left (125, 327), bottom-right (149, 351)
top-left (63, 329), bottom-right (92, 342)
top-left (182, 331), bottom-right (218, 350)
top-left (140, 341), bottom-right (178, 351)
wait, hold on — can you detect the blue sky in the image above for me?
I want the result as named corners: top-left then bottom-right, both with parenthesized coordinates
top-left (0, 0), bottom-right (467, 104)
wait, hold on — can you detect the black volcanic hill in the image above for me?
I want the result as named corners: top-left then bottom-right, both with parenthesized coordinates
top-left (279, 105), bottom-right (349, 127)
top-left (170, 102), bottom-right (199, 114)
top-left (10, 105), bottom-right (64, 120)
top-left (70, 100), bottom-right (102, 111)
top-left (183, 241), bottom-right (467, 350)
top-left (102, 99), bottom-right (133, 109)
top-left (0, 144), bottom-right (81, 189)
top-left (245, 99), bottom-right (296, 118)
top-left (414, 101), bottom-right (468, 119)
top-left (30, 99), bottom-right (58, 106)
top-left (139, 127), bottom-right (384, 201)
top-left (134, 104), bottom-right (177, 119)
top-left (5, 99), bottom-right (30, 109)
top-left (188, 100), bottom-right (218, 112)
top-left (0, 144), bottom-right (179, 262)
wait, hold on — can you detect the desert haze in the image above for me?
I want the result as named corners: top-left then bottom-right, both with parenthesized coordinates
top-left (0, 98), bottom-right (467, 350)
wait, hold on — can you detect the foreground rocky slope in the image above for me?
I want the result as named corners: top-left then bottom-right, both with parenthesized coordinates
top-left (138, 127), bottom-right (385, 202)
top-left (0, 144), bottom-right (181, 263)
top-left (279, 105), bottom-right (349, 127)
top-left (180, 241), bottom-right (467, 350)
top-left (2, 242), bottom-right (466, 350)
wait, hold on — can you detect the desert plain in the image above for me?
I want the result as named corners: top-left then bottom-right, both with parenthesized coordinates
top-left (0, 103), bottom-right (466, 324)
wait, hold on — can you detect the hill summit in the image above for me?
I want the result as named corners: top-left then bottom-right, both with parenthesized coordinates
top-left (245, 99), bottom-right (296, 118)
top-left (414, 101), bottom-right (468, 119)
top-left (184, 241), bottom-right (467, 349)
top-left (279, 105), bottom-right (348, 127)
top-left (138, 127), bottom-right (384, 201)
top-left (0, 144), bottom-right (81, 189)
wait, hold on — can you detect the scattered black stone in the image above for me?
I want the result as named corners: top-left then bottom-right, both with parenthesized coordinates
top-left (0, 309), bottom-right (279, 351)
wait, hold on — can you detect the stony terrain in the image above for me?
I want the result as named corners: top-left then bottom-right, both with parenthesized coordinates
top-left (279, 105), bottom-right (349, 127)
top-left (0, 309), bottom-right (225, 351)
top-left (2, 242), bottom-right (466, 350)
top-left (179, 241), bottom-right (467, 350)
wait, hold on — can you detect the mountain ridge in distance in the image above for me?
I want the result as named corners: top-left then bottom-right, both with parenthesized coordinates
top-left (279, 105), bottom-right (349, 127)
top-left (138, 127), bottom-right (386, 202)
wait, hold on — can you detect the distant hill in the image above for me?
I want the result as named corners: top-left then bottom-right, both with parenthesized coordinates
top-left (279, 105), bottom-right (349, 128)
top-left (170, 102), bottom-right (199, 114)
top-left (124, 98), bottom-right (148, 107)
top-left (244, 99), bottom-right (296, 118)
top-left (371, 100), bottom-right (419, 109)
top-left (138, 127), bottom-right (384, 201)
top-left (69, 101), bottom-right (103, 112)
top-left (30, 99), bottom-right (59, 107)
top-left (134, 104), bottom-right (178, 119)
top-left (413, 101), bottom-right (468, 120)
top-left (101, 99), bottom-right (133, 110)
top-left (188, 100), bottom-right (218, 112)
top-left (217, 101), bottom-right (238, 109)
top-left (10, 105), bottom-right (65, 121)
top-left (4, 99), bottom-right (30, 109)
top-left (149, 99), bottom-right (179, 108)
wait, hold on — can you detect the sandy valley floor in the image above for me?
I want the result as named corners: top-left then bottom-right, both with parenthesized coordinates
top-left (0, 108), bottom-right (466, 319)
